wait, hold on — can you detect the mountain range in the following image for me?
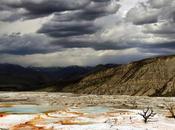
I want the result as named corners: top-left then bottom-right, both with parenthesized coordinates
top-left (0, 63), bottom-right (116, 91)
top-left (0, 55), bottom-right (175, 96)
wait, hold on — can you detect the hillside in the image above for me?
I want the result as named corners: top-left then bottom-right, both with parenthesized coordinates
top-left (62, 55), bottom-right (175, 96)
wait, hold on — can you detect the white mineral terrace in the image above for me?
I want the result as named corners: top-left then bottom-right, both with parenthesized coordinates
top-left (0, 92), bottom-right (175, 130)
top-left (0, 105), bottom-right (175, 130)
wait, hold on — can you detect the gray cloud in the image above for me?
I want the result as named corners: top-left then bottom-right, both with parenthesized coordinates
top-left (149, 42), bottom-right (175, 49)
top-left (0, 34), bottom-right (62, 55)
top-left (38, 21), bottom-right (99, 37)
top-left (148, 0), bottom-right (172, 9)
top-left (0, 0), bottom-right (175, 67)
top-left (2, 0), bottom-right (89, 14)
top-left (76, 1), bottom-right (120, 20)
top-left (126, 0), bottom-right (175, 25)
top-left (0, 48), bottom-right (154, 67)
top-left (37, 0), bottom-right (120, 38)
top-left (144, 22), bottom-right (175, 36)
top-left (0, 0), bottom-right (119, 21)
top-left (141, 0), bottom-right (175, 41)
top-left (50, 37), bottom-right (138, 50)
top-left (126, 3), bottom-right (159, 25)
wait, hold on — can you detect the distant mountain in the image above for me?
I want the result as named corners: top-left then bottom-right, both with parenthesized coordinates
top-left (31, 66), bottom-right (93, 81)
top-left (0, 63), bottom-right (116, 91)
top-left (0, 64), bottom-right (49, 91)
top-left (62, 55), bottom-right (175, 96)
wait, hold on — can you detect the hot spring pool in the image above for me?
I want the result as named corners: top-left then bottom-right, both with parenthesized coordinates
top-left (0, 105), bottom-right (59, 114)
top-left (0, 104), bottom-right (112, 114)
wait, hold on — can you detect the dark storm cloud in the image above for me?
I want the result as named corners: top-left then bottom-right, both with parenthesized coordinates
top-left (140, 46), bottom-right (175, 56)
top-left (0, 34), bottom-right (61, 55)
top-left (0, 0), bottom-right (175, 67)
top-left (137, 41), bottom-right (175, 51)
top-left (37, 0), bottom-right (120, 38)
top-left (77, 1), bottom-right (120, 20)
top-left (49, 1), bottom-right (120, 22)
top-left (51, 39), bottom-right (131, 50)
top-left (53, 39), bottom-right (175, 52)
top-left (150, 42), bottom-right (175, 49)
top-left (0, 0), bottom-right (121, 58)
top-left (1, 0), bottom-right (89, 15)
top-left (125, 0), bottom-right (175, 56)
top-left (52, 38), bottom-right (175, 51)
top-left (0, 0), bottom-right (119, 20)
top-left (38, 21), bottom-right (99, 37)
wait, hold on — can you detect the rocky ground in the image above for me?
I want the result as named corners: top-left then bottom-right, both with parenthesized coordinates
top-left (0, 92), bottom-right (174, 109)
top-left (0, 92), bottom-right (175, 130)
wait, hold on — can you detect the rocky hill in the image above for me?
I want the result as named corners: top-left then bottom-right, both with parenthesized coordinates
top-left (62, 55), bottom-right (175, 96)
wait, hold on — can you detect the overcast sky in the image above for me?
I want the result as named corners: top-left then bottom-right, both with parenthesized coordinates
top-left (0, 0), bottom-right (174, 67)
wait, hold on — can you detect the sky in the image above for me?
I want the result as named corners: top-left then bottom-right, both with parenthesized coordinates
top-left (0, 0), bottom-right (175, 67)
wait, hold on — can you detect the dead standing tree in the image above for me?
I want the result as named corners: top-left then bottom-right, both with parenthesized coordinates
top-left (138, 107), bottom-right (156, 123)
top-left (163, 103), bottom-right (175, 118)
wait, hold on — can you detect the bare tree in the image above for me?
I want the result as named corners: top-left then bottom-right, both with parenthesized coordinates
top-left (138, 107), bottom-right (156, 123)
top-left (163, 103), bottom-right (175, 118)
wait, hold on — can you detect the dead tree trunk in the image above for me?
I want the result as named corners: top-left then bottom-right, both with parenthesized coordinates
top-left (138, 107), bottom-right (156, 123)
top-left (164, 103), bottom-right (175, 118)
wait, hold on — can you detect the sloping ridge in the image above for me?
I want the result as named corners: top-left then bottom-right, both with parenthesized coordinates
top-left (62, 55), bottom-right (175, 96)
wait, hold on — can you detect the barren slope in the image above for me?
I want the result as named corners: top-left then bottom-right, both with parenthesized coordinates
top-left (63, 55), bottom-right (175, 96)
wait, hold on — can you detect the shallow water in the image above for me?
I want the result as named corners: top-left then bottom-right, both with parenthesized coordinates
top-left (0, 104), bottom-right (113, 114)
top-left (0, 105), bottom-right (59, 114)
top-left (0, 105), bottom-right (110, 114)
top-left (74, 106), bottom-right (112, 114)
